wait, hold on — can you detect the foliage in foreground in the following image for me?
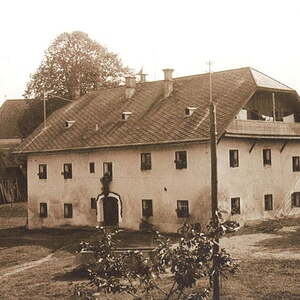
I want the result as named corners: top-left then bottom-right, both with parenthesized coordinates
top-left (75, 214), bottom-right (239, 300)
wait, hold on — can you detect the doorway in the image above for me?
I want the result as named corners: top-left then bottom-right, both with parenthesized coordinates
top-left (103, 196), bottom-right (119, 226)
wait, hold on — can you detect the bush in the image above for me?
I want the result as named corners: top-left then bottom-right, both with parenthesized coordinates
top-left (76, 214), bottom-right (239, 300)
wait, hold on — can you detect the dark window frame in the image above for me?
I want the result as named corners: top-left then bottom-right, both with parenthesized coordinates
top-left (177, 200), bottom-right (189, 218)
top-left (263, 149), bottom-right (272, 166)
top-left (39, 202), bottom-right (48, 218)
top-left (229, 149), bottom-right (239, 168)
top-left (64, 203), bottom-right (73, 218)
top-left (38, 164), bottom-right (47, 179)
top-left (103, 162), bottom-right (113, 180)
top-left (175, 151), bottom-right (187, 169)
top-left (62, 163), bottom-right (72, 179)
top-left (142, 199), bottom-right (153, 217)
top-left (141, 153), bottom-right (152, 171)
top-left (292, 192), bottom-right (300, 208)
top-left (231, 197), bottom-right (241, 215)
top-left (89, 162), bottom-right (95, 174)
top-left (293, 156), bottom-right (300, 172)
top-left (264, 194), bottom-right (273, 211)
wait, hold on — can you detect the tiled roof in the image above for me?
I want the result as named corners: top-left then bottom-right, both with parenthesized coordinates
top-left (0, 99), bottom-right (29, 139)
top-left (14, 67), bottom-right (297, 154)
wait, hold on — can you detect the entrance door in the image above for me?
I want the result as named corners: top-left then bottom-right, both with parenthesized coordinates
top-left (103, 196), bottom-right (119, 226)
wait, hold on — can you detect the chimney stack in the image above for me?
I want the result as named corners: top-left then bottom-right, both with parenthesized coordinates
top-left (140, 73), bottom-right (147, 83)
top-left (163, 68), bottom-right (174, 98)
top-left (125, 76), bottom-right (136, 99)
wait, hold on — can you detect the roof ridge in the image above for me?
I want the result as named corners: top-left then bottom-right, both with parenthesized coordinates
top-left (135, 66), bottom-right (252, 84)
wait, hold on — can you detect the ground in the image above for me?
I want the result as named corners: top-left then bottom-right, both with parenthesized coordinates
top-left (0, 202), bottom-right (299, 299)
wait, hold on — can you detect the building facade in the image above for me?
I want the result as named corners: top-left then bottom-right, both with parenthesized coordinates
top-left (15, 67), bottom-right (300, 231)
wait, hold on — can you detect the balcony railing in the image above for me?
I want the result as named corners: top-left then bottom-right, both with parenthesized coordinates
top-left (226, 119), bottom-right (300, 137)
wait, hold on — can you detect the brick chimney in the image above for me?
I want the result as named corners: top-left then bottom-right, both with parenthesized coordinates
top-left (163, 69), bottom-right (174, 98)
top-left (125, 76), bottom-right (136, 99)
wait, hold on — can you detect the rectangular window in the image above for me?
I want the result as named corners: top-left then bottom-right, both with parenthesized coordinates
top-left (141, 153), bottom-right (152, 170)
top-left (38, 164), bottom-right (47, 179)
top-left (263, 149), bottom-right (271, 166)
top-left (103, 162), bottom-right (113, 180)
top-left (293, 156), bottom-right (300, 172)
top-left (264, 194), bottom-right (273, 211)
top-left (91, 197), bottom-right (97, 209)
top-left (142, 199), bottom-right (153, 217)
top-left (64, 203), bottom-right (73, 218)
top-left (231, 197), bottom-right (241, 215)
top-left (63, 163), bottom-right (72, 179)
top-left (40, 203), bottom-right (48, 218)
top-left (229, 150), bottom-right (239, 168)
top-left (175, 151), bottom-right (187, 169)
top-left (89, 162), bottom-right (95, 173)
top-left (292, 192), bottom-right (300, 208)
top-left (177, 200), bottom-right (189, 218)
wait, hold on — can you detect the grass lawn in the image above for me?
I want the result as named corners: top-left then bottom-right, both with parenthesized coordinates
top-left (0, 202), bottom-right (299, 299)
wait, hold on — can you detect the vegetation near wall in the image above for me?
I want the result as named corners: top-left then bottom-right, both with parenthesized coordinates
top-left (75, 214), bottom-right (239, 300)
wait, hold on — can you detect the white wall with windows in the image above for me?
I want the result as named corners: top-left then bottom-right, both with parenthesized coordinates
top-left (26, 137), bottom-right (300, 231)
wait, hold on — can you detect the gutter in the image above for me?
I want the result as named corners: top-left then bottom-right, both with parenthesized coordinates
top-left (12, 138), bottom-right (211, 155)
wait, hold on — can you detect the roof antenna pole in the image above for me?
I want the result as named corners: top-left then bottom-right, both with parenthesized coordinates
top-left (43, 91), bottom-right (47, 129)
top-left (209, 61), bottom-right (220, 300)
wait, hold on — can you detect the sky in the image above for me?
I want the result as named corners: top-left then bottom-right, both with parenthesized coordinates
top-left (1, 0), bottom-right (300, 106)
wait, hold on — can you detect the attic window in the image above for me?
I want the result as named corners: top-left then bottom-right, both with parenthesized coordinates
top-left (185, 107), bottom-right (197, 117)
top-left (122, 112), bottom-right (132, 121)
top-left (65, 120), bottom-right (75, 128)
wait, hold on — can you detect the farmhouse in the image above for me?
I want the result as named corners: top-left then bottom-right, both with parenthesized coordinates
top-left (0, 99), bottom-right (28, 203)
top-left (14, 67), bottom-right (300, 231)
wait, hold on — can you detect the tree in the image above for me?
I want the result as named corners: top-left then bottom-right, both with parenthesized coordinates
top-left (75, 213), bottom-right (239, 300)
top-left (24, 31), bottom-right (130, 100)
top-left (20, 31), bottom-right (130, 136)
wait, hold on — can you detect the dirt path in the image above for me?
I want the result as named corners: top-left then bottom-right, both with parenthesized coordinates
top-left (221, 226), bottom-right (300, 260)
top-left (0, 252), bottom-right (55, 280)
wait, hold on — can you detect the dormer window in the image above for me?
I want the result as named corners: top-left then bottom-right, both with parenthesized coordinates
top-left (65, 120), bottom-right (75, 128)
top-left (122, 112), bottom-right (132, 121)
top-left (185, 107), bottom-right (197, 117)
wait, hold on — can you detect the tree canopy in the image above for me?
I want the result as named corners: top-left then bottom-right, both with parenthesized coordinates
top-left (20, 31), bottom-right (131, 136)
top-left (24, 31), bottom-right (130, 100)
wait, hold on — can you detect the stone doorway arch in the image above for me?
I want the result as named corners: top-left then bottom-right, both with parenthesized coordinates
top-left (96, 192), bottom-right (122, 225)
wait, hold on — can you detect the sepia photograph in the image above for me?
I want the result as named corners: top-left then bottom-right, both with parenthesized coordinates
top-left (0, 0), bottom-right (299, 299)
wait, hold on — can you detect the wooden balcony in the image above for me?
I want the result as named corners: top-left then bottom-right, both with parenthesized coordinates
top-left (226, 119), bottom-right (300, 138)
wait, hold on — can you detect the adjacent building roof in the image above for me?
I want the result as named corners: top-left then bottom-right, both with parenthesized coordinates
top-left (0, 99), bottom-right (29, 139)
top-left (14, 67), bottom-right (298, 154)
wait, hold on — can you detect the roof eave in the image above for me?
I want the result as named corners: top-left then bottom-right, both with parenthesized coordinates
top-left (12, 138), bottom-right (210, 155)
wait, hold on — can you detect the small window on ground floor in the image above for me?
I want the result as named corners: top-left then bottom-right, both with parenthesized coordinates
top-left (292, 192), bottom-right (300, 208)
top-left (64, 203), bottom-right (73, 218)
top-left (264, 194), bottom-right (273, 211)
top-left (91, 197), bottom-right (97, 209)
top-left (231, 197), bottom-right (241, 215)
top-left (177, 200), bottom-right (189, 218)
top-left (142, 199), bottom-right (153, 217)
top-left (40, 203), bottom-right (48, 218)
